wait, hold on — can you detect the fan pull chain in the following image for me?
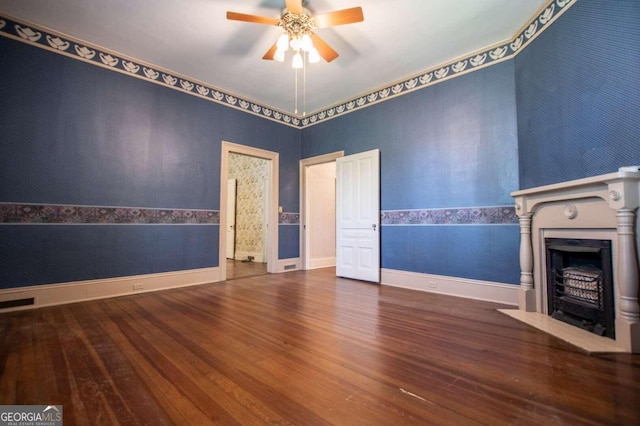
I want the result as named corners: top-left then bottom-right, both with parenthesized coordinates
top-left (294, 68), bottom-right (298, 115)
top-left (303, 52), bottom-right (307, 117)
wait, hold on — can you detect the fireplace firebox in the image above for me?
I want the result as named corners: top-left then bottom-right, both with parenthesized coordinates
top-left (545, 238), bottom-right (615, 339)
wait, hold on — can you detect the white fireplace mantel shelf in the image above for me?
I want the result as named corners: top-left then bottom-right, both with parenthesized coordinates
top-left (512, 168), bottom-right (640, 216)
top-left (508, 167), bottom-right (640, 353)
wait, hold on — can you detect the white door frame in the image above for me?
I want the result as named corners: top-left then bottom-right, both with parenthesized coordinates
top-left (220, 141), bottom-right (279, 280)
top-left (226, 178), bottom-right (237, 259)
top-left (299, 151), bottom-right (344, 270)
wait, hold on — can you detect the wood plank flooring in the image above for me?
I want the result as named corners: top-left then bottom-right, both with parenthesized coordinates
top-left (1, 268), bottom-right (639, 425)
top-left (226, 259), bottom-right (267, 280)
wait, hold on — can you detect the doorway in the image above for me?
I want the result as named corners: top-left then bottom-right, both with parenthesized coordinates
top-left (220, 142), bottom-right (279, 281)
top-left (228, 153), bottom-right (268, 263)
top-left (300, 151), bottom-right (344, 270)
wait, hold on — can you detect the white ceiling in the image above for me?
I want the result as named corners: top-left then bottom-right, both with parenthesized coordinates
top-left (0, 0), bottom-right (549, 115)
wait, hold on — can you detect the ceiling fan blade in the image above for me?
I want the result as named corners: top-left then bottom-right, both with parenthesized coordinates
top-left (285, 0), bottom-right (303, 14)
top-left (262, 43), bottom-right (278, 60)
top-left (314, 7), bottom-right (364, 28)
top-left (226, 11), bottom-right (279, 26)
top-left (310, 32), bottom-right (339, 62)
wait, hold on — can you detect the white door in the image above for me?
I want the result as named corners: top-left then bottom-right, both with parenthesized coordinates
top-left (336, 149), bottom-right (380, 282)
top-left (226, 178), bottom-right (237, 259)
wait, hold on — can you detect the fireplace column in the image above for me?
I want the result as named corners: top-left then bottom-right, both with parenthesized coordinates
top-left (614, 207), bottom-right (640, 351)
top-left (517, 213), bottom-right (536, 311)
top-left (608, 179), bottom-right (640, 352)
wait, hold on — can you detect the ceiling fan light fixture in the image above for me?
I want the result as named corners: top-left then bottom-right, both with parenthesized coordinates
top-left (274, 48), bottom-right (285, 62)
top-left (309, 47), bottom-right (320, 64)
top-left (292, 51), bottom-right (303, 69)
top-left (289, 36), bottom-right (301, 51)
top-left (300, 34), bottom-right (313, 52)
top-left (276, 33), bottom-right (289, 52)
top-left (228, 2), bottom-right (364, 65)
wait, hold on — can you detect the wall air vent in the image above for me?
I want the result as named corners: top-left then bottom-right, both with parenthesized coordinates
top-left (0, 298), bottom-right (35, 310)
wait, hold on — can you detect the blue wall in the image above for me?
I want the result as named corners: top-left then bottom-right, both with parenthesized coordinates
top-left (515, 0), bottom-right (640, 188)
top-left (0, 38), bottom-right (300, 288)
top-left (0, 226), bottom-right (217, 286)
top-left (301, 62), bottom-right (521, 284)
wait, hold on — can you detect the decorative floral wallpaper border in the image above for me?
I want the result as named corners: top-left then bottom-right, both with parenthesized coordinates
top-left (0, 204), bottom-right (515, 226)
top-left (381, 206), bottom-right (518, 226)
top-left (279, 212), bottom-right (300, 225)
top-left (0, 203), bottom-right (304, 225)
top-left (0, 0), bottom-right (575, 128)
top-left (0, 203), bottom-right (219, 224)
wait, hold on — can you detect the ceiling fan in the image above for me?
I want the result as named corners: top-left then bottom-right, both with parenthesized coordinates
top-left (227, 0), bottom-right (364, 68)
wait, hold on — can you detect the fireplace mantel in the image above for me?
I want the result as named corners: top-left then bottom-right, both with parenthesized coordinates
top-left (513, 168), bottom-right (640, 216)
top-left (508, 167), bottom-right (640, 353)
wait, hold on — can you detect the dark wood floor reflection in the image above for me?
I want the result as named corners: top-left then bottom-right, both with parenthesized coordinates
top-left (226, 259), bottom-right (267, 280)
top-left (1, 268), bottom-right (639, 425)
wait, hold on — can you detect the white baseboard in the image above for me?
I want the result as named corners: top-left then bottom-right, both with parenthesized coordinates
top-left (381, 268), bottom-right (518, 306)
top-left (274, 258), bottom-right (301, 273)
top-left (0, 267), bottom-right (221, 313)
top-left (0, 266), bottom-right (517, 312)
top-left (309, 256), bottom-right (336, 269)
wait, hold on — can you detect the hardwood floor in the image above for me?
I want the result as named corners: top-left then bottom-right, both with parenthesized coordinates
top-left (226, 259), bottom-right (267, 280)
top-left (1, 268), bottom-right (639, 425)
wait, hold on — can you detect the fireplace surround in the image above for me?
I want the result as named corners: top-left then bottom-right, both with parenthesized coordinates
top-left (506, 167), bottom-right (640, 353)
